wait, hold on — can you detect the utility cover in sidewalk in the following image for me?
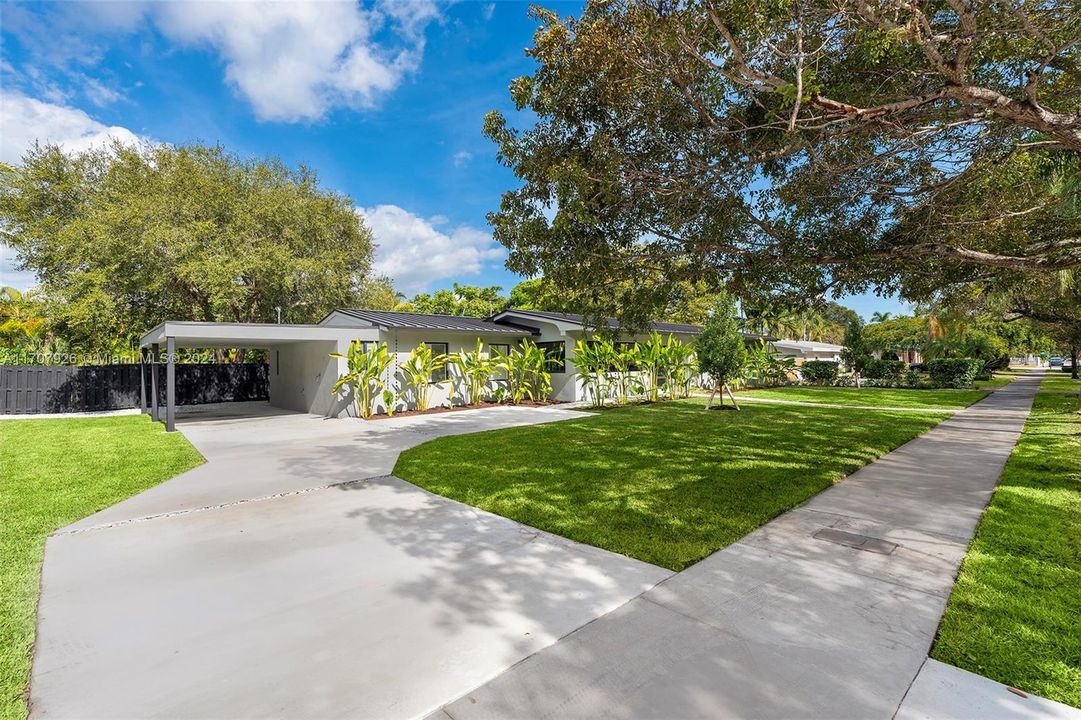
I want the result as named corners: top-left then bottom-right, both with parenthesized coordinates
top-left (813, 528), bottom-right (898, 555)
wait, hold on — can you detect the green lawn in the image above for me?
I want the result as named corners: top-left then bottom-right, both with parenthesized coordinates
top-left (0, 416), bottom-right (203, 720)
top-left (394, 398), bottom-right (944, 571)
top-left (735, 384), bottom-right (994, 409)
top-left (932, 374), bottom-right (1081, 707)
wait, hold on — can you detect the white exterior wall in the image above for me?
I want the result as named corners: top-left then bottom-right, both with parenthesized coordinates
top-left (378, 330), bottom-right (532, 412)
top-left (268, 338), bottom-right (360, 417)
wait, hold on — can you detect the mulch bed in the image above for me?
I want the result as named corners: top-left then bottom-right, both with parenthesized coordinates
top-left (360, 400), bottom-right (566, 421)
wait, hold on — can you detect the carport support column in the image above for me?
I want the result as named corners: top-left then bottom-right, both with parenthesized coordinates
top-left (150, 343), bottom-right (159, 422)
top-left (139, 350), bottom-right (147, 414)
top-left (166, 336), bottom-right (176, 432)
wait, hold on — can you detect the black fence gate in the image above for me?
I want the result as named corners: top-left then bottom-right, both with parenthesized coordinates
top-left (0, 364), bottom-right (269, 414)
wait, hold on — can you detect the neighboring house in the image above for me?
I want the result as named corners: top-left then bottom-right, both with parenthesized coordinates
top-left (872, 347), bottom-right (924, 365)
top-left (769, 339), bottom-right (845, 365)
top-left (138, 309), bottom-right (702, 426)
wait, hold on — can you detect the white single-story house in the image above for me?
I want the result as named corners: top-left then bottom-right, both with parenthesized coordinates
top-left (138, 309), bottom-right (702, 430)
top-left (769, 339), bottom-right (845, 364)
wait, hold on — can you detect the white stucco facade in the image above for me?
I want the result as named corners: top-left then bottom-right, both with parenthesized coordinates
top-left (140, 310), bottom-right (706, 419)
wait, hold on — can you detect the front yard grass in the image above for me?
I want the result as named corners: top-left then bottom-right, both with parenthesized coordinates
top-left (394, 398), bottom-right (944, 571)
top-left (734, 384), bottom-right (994, 409)
top-left (0, 416), bottom-right (203, 720)
top-left (931, 374), bottom-right (1081, 707)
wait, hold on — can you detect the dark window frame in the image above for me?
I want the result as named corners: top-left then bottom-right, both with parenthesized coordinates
top-left (537, 340), bottom-right (566, 374)
top-left (425, 342), bottom-right (449, 383)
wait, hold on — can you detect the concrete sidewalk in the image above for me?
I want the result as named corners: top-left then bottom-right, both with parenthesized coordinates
top-left (434, 373), bottom-right (1045, 720)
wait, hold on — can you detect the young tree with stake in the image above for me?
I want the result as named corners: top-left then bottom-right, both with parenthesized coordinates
top-left (697, 293), bottom-right (747, 410)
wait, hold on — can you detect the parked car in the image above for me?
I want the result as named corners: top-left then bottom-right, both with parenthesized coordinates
top-left (1049, 356), bottom-right (1064, 367)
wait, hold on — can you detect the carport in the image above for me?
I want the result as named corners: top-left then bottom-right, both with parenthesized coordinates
top-left (139, 321), bottom-right (374, 431)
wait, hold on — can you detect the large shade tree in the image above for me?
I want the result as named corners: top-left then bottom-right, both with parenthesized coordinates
top-left (0, 142), bottom-right (377, 351)
top-left (485, 0), bottom-right (1081, 322)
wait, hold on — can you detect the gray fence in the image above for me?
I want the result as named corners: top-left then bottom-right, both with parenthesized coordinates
top-left (0, 364), bottom-right (269, 415)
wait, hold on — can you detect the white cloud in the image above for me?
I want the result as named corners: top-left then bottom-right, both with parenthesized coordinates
top-left (452, 150), bottom-right (473, 167)
top-left (82, 76), bottom-right (124, 106)
top-left (360, 204), bottom-right (505, 295)
top-left (77, 0), bottom-right (442, 123)
top-left (0, 91), bottom-right (142, 165)
top-left (482, 3), bottom-right (496, 21)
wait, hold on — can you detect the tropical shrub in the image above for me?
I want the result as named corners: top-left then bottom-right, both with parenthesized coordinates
top-left (573, 339), bottom-right (615, 407)
top-left (744, 340), bottom-right (795, 387)
top-left (637, 332), bottom-right (666, 402)
top-left (800, 360), bottom-right (839, 385)
top-left (862, 358), bottom-right (905, 381)
top-left (382, 389), bottom-right (397, 416)
top-left (452, 338), bottom-right (497, 405)
top-left (923, 331), bottom-right (1009, 377)
top-left (497, 340), bottom-right (552, 404)
top-left (928, 358), bottom-right (983, 388)
top-left (400, 343), bottom-right (447, 412)
top-left (611, 342), bottom-right (637, 404)
top-left (330, 340), bottom-right (394, 418)
top-left (661, 337), bottom-right (696, 399)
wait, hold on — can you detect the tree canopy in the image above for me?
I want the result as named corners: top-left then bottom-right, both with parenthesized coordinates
top-left (396, 283), bottom-right (509, 317)
top-left (0, 142), bottom-right (377, 351)
top-left (485, 0), bottom-right (1081, 322)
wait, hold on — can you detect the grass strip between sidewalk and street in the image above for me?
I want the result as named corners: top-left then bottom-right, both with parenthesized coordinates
top-left (931, 374), bottom-right (1080, 708)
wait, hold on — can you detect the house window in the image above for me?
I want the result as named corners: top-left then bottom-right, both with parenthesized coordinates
top-left (489, 343), bottom-right (510, 380)
top-left (426, 342), bottom-right (449, 382)
top-left (537, 341), bottom-right (566, 374)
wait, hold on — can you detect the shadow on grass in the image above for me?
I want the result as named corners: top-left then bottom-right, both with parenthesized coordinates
top-left (393, 398), bottom-right (945, 570)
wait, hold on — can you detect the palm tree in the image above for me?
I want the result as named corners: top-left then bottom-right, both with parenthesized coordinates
top-left (870, 311), bottom-right (893, 323)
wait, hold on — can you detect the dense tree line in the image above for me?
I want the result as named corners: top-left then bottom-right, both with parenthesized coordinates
top-left (1, 142), bottom-right (380, 353)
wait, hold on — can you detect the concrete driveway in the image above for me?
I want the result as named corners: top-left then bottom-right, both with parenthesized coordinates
top-left (30, 404), bottom-right (671, 720)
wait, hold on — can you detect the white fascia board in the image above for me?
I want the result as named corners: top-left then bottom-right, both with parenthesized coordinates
top-left (493, 310), bottom-right (580, 335)
top-left (140, 321), bottom-right (379, 348)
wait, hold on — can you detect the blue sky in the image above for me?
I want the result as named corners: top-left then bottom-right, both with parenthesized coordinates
top-left (0, 0), bottom-right (909, 320)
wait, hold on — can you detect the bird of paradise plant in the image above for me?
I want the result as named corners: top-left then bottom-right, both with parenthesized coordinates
top-left (400, 343), bottom-right (447, 411)
top-left (453, 338), bottom-right (496, 405)
top-left (330, 340), bottom-right (394, 418)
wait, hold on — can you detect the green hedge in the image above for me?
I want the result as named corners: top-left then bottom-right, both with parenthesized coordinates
top-left (800, 360), bottom-right (839, 385)
top-left (862, 358), bottom-right (905, 381)
top-left (928, 358), bottom-right (983, 388)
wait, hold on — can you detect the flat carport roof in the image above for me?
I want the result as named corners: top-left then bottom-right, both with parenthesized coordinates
top-left (139, 321), bottom-right (373, 349)
top-left (138, 321), bottom-right (376, 433)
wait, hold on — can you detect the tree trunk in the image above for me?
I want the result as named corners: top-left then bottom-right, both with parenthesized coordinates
top-left (1071, 345), bottom-right (1079, 380)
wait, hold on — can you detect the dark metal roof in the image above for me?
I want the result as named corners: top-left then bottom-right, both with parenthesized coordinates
top-left (492, 310), bottom-right (702, 335)
top-left (330, 309), bottom-right (533, 335)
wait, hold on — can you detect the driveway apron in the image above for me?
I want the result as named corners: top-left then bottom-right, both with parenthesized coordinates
top-left (29, 405), bottom-right (671, 720)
